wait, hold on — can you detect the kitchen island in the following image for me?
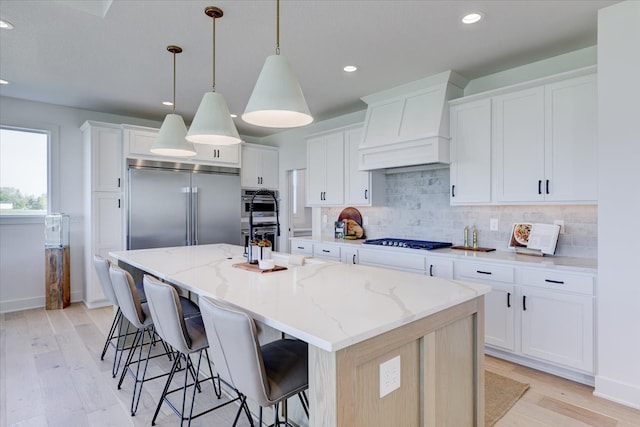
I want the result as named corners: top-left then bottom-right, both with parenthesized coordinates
top-left (110, 244), bottom-right (490, 426)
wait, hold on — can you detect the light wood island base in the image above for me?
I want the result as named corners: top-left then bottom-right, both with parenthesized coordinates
top-left (309, 297), bottom-right (484, 427)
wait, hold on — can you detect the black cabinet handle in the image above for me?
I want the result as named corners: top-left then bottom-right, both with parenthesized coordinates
top-left (476, 270), bottom-right (492, 275)
top-left (352, 254), bottom-right (356, 264)
top-left (117, 178), bottom-right (121, 188)
top-left (523, 295), bottom-right (527, 311)
top-left (117, 198), bottom-right (121, 208)
top-left (322, 249), bottom-right (330, 253)
top-left (297, 246), bottom-right (304, 250)
top-left (546, 179), bottom-right (550, 194)
top-left (507, 292), bottom-right (511, 308)
top-left (451, 185), bottom-right (456, 197)
top-left (538, 180), bottom-right (542, 194)
top-left (364, 189), bottom-right (368, 200)
top-left (429, 265), bottom-right (434, 277)
top-left (545, 279), bottom-right (565, 284)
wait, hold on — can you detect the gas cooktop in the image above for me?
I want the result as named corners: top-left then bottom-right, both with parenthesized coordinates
top-left (363, 238), bottom-right (452, 251)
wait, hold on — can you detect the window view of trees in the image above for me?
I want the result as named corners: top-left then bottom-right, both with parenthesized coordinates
top-left (0, 127), bottom-right (48, 215)
top-left (0, 187), bottom-right (47, 211)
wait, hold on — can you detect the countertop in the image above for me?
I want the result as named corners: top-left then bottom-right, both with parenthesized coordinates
top-left (110, 244), bottom-right (490, 352)
top-left (290, 236), bottom-right (597, 273)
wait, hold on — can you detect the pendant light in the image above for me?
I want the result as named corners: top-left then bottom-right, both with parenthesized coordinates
top-left (151, 45), bottom-right (197, 157)
top-left (242, 0), bottom-right (313, 128)
top-left (187, 6), bottom-right (241, 145)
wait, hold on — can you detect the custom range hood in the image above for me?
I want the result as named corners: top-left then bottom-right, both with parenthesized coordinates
top-left (358, 70), bottom-right (468, 171)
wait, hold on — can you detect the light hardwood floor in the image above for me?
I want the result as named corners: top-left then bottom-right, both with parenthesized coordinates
top-left (1, 303), bottom-right (639, 426)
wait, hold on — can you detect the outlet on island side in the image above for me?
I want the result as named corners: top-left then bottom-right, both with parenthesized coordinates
top-left (379, 355), bottom-right (401, 398)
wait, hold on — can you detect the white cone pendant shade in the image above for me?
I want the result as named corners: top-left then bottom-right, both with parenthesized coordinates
top-left (186, 91), bottom-right (241, 145)
top-left (151, 113), bottom-right (196, 157)
top-left (242, 54), bottom-right (313, 128)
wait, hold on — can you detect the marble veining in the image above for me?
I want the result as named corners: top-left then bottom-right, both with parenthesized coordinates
top-left (110, 244), bottom-right (490, 352)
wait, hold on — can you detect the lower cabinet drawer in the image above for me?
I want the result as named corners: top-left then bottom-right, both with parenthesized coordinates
top-left (313, 243), bottom-right (341, 259)
top-left (358, 249), bottom-right (425, 272)
top-left (291, 241), bottom-right (313, 255)
top-left (455, 261), bottom-right (514, 283)
top-left (520, 268), bottom-right (594, 295)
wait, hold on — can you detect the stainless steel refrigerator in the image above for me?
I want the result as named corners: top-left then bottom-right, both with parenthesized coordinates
top-left (127, 159), bottom-right (241, 250)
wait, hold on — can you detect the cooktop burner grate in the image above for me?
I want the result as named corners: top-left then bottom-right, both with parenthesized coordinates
top-left (363, 238), bottom-right (452, 250)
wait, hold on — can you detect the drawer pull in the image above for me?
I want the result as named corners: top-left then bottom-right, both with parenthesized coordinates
top-left (523, 295), bottom-right (527, 311)
top-left (476, 270), bottom-right (492, 275)
top-left (429, 264), bottom-right (434, 277)
top-left (545, 279), bottom-right (565, 284)
top-left (507, 292), bottom-right (511, 308)
top-left (297, 246), bottom-right (305, 250)
top-left (322, 249), bottom-right (330, 253)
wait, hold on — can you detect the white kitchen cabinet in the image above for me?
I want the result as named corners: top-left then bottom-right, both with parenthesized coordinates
top-left (543, 74), bottom-right (597, 202)
top-left (81, 121), bottom-right (125, 307)
top-left (425, 257), bottom-right (453, 279)
top-left (241, 143), bottom-right (278, 189)
top-left (449, 98), bottom-right (492, 204)
top-left (483, 283), bottom-right (516, 351)
top-left (123, 124), bottom-right (241, 168)
top-left (341, 248), bottom-right (359, 265)
top-left (493, 86), bottom-right (546, 202)
top-left (520, 286), bottom-right (593, 372)
top-left (306, 132), bottom-right (344, 206)
top-left (290, 239), bottom-right (313, 256)
top-left (313, 242), bottom-right (341, 260)
top-left (493, 73), bottom-right (597, 204)
top-left (358, 248), bottom-right (425, 273)
top-left (344, 127), bottom-right (384, 206)
top-left (84, 122), bottom-right (123, 192)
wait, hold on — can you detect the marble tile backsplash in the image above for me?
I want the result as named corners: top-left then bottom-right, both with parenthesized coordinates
top-left (322, 167), bottom-right (597, 258)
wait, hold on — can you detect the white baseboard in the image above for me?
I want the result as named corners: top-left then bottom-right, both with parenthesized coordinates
top-left (594, 375), bottom-right (640, 410)
top-left (0, 291), bottom-right (83, 313)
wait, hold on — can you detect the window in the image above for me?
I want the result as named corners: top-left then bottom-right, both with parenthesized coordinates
top-left (0, 127), bottom-right (49, 216)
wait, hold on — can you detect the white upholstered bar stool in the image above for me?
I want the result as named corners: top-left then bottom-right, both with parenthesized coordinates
top-left (93, 255), bottom-right (147, 377)
top-left (199, 296), bottom-right (309, 427)
top-left (143, 275), bottom-right (244, 426)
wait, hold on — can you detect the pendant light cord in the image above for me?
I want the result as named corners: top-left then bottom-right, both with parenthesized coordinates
top-left (172, 50), bottom-right (177, 114)
top-left (212, 12), bottom-right (216, 92)
top-left (276, 0), bottom-right (280, 55)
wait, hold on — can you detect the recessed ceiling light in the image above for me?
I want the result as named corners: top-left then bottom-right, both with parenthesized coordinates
top-left (343, 65), bottom-right (357, 73)
top-left (162, 101), bottom-right (173, 106)
top-left (0, 20), bottom-right (14, 30)
top-left (462, 13), bottom-right (483, 24)
top-left (230, 113), bottom-right (238, 118)
top-left (0, 79), bottom-right (8, 85)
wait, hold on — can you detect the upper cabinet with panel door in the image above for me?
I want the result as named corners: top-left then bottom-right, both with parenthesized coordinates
top-left (493, 72), bottom-right (597, 204)
top-left (449, 67), bottom-right (597, 205)
top-left (82, 121), bottom-right (123, 192)
top-left (241, 143), bottom-right (278, 189)
top-left (123, 124), bottom-right (241, 168)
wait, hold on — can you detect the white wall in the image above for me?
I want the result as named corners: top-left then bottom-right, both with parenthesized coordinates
top-left (0, 96), bottom-right (161, 312)
top-left (595, 1), bottom-right (640, 409)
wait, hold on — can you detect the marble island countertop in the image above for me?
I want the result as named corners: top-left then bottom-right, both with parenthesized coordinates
top-left (110, 244), bottom-right (490, 352)
top-left (292, 236), bottom-right (597, 272)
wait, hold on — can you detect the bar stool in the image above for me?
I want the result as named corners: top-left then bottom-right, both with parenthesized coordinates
top-left (109, 265), bottom-right (197, 416)
top-left (143, 275), bottom-right (245, 426)
top-left (199, 296), bottom-right (309, 427)
top-left (93, 255), bottom-right (147, 377)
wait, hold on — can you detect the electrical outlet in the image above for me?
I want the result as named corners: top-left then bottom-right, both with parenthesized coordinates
top-left (379, 355), bottom-right (401, 398)
top-left (490, 218), bottom-right (499, 231)
top-left (554, 219), bottom-right (565, 234)
top-left (363, 216), bottom-right (369, 226)
top-left (322, 214), bottom-right (327, 224)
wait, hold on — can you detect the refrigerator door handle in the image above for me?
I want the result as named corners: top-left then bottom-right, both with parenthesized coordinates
top-left (183, 187), bottom-right (191, 245)
top-left (192, 187), bottom-right (199, 245)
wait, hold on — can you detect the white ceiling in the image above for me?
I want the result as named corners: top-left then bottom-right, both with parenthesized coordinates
top-left (0, 0), bottom-right (617, 138)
